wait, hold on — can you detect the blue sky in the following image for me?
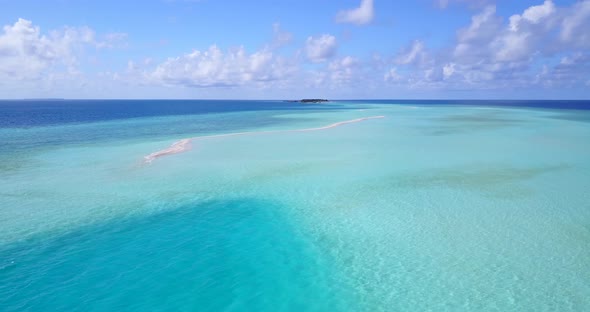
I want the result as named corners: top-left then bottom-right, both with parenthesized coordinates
top-left (0, 0), bottom-right (588, 99)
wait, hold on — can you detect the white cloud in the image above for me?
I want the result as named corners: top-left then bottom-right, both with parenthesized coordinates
top-left (329, 55), bottom-right (357, 69)
top-left (336, 0), bottom-right (374, 25)
top-left (388, 0), bottom-right (590, 91)
top-left (452, 1), bottom-right (589, 65)
top-left (493, 33), bottom-right (531, 62)
top-left (384, 67), bottom-right (402, 82)
top-left (2, 1), bottom-right (589, 99)
top-left (304, 56), bottom-right (365, 90)
top-left (0, 18), bottom-right (97, 80)
top-left (561, 0), bottom-right (590, 48)
top-left (451, 3), bottom-right (562, 70)
top-left (455, 5), bottom-right (500, 50)
top-left (145, 45), bottom-right (295, 88)
top-left (442, 63), bottom-right (456, 79)
top-left (106, 23), bottom-right (300, 91)
top-left (0, 19), bottom-right (58, 79)
top-left (540, 52), bottom-right (590, 87)
top-left (521, 0), bottom-right (555, 24)
top-left (305, 34), bottom-right (337, 62)
top-left (508, 0), bottom-right (555, 35)
top-left (494, 2), bottom-right (558, 62)
top-left (395, 40), bottom-right (429, 66)
top-left (328, 56), bottom-right (359, 85)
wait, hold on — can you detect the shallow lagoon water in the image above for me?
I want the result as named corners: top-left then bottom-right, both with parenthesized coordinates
top-left (1, 100), bottom-right (589, 311)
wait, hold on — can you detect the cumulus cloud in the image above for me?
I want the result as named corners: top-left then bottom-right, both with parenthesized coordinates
top-left (454, 1), bottom-right (589, 64)
top-left (145, 45), bottom-right (295, 88)
top-left (0, 18), bottom-right (97, 80)
top-left (119, 24), bottom-right (300, 91)
top-left (0, 18), bottom-right (128, 87)
top-left (453, 5), bottom-right (502, 61)
top-left (305, 34), bottom-right (337, 62)
top-left (511, 0), bottom-right (555, 27)
top-left (336, 0), bottom-right (374, 25)
top-left (3, 1), bottom-right (589, 98)
top-left (389, 1), bottom-right (590, 91)
top-left (560, 0), bottom-right (590, 48)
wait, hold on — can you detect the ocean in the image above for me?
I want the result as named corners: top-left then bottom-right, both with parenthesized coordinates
top-left (1, 99), bottom-right (589, 311)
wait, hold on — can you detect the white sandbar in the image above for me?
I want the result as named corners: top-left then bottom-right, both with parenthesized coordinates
top-left (144, 115), bottom-right (384, 163)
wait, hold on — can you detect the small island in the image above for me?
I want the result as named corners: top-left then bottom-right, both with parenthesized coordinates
top-left (285, 99), bottom-right (330, 103)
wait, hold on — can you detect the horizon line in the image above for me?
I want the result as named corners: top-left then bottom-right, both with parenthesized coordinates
top-left (1, 98), bottom-right (590, 101)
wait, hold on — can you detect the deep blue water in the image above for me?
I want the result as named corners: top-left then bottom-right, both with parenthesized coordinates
top-left (0, 100), bottom-right (338, 128)
top-left (0, 100), bottom-right (348, 160)
top-left (1, 99), bottom-right (589, 129)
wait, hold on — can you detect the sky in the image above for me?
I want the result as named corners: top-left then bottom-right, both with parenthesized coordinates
top-left (0, 0), bottom-right (589, 99)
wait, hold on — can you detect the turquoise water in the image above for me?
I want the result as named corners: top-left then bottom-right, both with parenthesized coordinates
top-left (1, 101), bottom-right (589, 311)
